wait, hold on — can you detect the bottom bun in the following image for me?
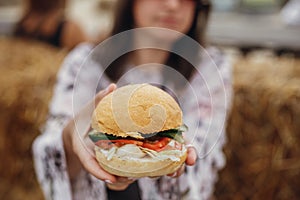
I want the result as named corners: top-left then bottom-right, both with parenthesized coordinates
top-left (95, 148), bottom-right (187, 178)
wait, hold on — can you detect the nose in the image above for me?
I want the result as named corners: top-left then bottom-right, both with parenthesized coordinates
top-left (164, 0), bottom-right (181, 10)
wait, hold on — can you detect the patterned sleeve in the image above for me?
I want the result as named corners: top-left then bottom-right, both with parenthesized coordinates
top-left (32, 43), bottom-right (96, 200)
top-left (183, 47), bottom-right (233, 199)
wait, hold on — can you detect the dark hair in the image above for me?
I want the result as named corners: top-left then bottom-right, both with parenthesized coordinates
top-left (27, 0), bottom-right (66, 13)
top-left (103, 0), bottom-right (211, 88)
top-left (14, 0), bottom-right (66, 38)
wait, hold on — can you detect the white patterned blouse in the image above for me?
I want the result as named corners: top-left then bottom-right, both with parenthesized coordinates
top-left (33, 43), bottom-right (232, 200)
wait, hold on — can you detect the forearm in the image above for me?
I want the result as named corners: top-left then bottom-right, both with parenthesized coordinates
top-left (63, 121), bottom-right (83, 182)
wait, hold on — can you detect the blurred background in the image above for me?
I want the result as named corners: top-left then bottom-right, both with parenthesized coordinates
top-left (0, 0), bottom-right (299, 199)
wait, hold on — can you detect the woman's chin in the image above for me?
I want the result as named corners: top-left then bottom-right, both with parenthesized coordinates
top-left (139, 27), bottom-right (184, 45)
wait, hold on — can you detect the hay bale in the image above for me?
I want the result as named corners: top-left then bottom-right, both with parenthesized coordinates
top-left (215, 51), bottom-right (300, 199)
top-left (0, 37), bottom-right (67, 199)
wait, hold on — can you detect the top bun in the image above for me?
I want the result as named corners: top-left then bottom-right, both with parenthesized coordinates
top-left (92, 84), bottom-right (182, 137)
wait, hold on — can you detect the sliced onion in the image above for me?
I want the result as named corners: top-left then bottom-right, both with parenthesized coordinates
top-left (116, 144), bottom-right (146, 158)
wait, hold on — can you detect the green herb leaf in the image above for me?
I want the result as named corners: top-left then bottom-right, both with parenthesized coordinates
top-left (88, 131), bottom-right (119, 142)
top-left (157, 124), bottom-right (188, 143)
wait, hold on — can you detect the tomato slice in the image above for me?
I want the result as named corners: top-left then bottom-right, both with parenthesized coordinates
top-left (142, 137), bottom-right (171, 151)
top-left (95, 137), bottom-right (172, 151)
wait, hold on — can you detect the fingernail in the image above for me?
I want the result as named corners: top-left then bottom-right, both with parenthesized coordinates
top-left (105, 180), bottom-right (113, 184)
top-left (170, 172), bottom-right (178, 178)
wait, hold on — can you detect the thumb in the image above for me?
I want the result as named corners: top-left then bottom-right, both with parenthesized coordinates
top-left (95, 83), bottom-right (117, 105)
top-left (73, 83), bottom-right (117, 137)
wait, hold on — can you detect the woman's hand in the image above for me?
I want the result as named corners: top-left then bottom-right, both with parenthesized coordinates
top-left (106, 177), bottom-right (137, 191)
top-left (63, 83), bottom-right (135, 190)
top-left (167, 145), bottom-right (197, 178)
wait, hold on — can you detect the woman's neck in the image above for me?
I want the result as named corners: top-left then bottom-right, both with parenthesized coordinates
top-left (132, 49), bottom-right (169, 66)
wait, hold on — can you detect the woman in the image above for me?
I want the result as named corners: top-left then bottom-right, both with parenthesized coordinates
top-left (33, 0), bottom-right (232, 199)
top-left (15, 0), bottom-right (87, 50)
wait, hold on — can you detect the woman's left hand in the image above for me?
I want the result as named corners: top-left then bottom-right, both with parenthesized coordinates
top-left (167, 145), bottom-right (197, 178)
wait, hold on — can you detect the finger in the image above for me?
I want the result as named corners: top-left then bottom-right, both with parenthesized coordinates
top-left (185, 146), bottom-right (197, 166)
top-left (106, 182), bottom-right (131, 191)
top-left (73, 134), bottom-right (117, 183)
top-left (167, 164), bottom-right (185, 178)
top-left (177, 164), bottom-right (185, 176)
top-left (117, 176), bottom-right (137, 183)
top-left (148, 176), bottom-right (160, 180)
top-left (74, 83), bottom-right (117, 137)
top-left (78, 149), bottom-right (117, 183)
top-left (106, 176), bottom-right (137, 191)
top-left (95, 83), bottom-right (117, 104)
top-left (167, 171), bottom-right (177, 178)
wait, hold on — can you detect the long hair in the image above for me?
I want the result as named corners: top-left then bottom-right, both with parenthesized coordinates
top-left (14, 0), bottom-right (66, 37)
top-left (103, 0), bottom-right (211, 87)
top-left (26, 0), bottom-right (66, 14)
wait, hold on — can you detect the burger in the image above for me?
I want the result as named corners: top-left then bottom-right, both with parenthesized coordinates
top-left (88, 84), bottom-right (188, 178)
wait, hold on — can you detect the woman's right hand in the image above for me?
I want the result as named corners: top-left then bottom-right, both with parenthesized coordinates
top-left (62, 83), bottom-right (136, 190)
